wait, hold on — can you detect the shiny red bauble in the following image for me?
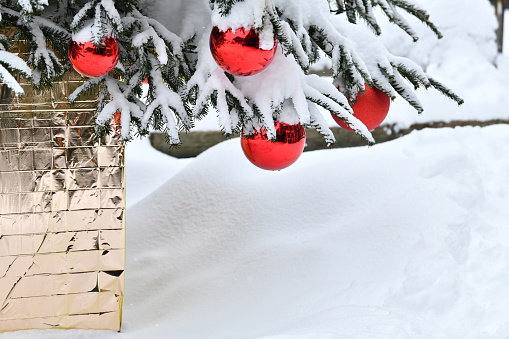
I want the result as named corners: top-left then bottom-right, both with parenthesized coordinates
top-left (241, 122), bottom-right (306, 171)
top-left (210, 26), bottom-right (277, 76)
top-left (68, 36), bottom-right (119, 77)
top-left (113, 111), bottom-right (122, 135)
top-left (333, 84), bottom-right (391, 132)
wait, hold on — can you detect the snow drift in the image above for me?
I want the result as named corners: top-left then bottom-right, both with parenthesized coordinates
top-left (122, 126), bottom-right (509, 339)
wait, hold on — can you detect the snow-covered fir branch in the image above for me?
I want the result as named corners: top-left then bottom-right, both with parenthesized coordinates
top-left (0, 35), bottom-right (32, 94)
top-left (329, 0), bottom-right (442, 39)
top-left (16, 0), bottom-right (48, 14)
top-left (142, 55), bottom-right (190, 144)
top-left (0, 4), bottom-right (68, 87)
top-left (0, 0), bottom-right (462, 146)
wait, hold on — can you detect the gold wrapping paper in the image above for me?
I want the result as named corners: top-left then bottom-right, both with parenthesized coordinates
top-left (0, 75), bottom-right (125, 332)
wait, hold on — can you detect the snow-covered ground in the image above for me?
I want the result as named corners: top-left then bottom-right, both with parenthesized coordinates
top-left (128, 126), bottom-right (509, 339)
top-left (127, 126), bottom-right (509, 339)
top-left (4, 1), bottom-right (509, 339)
top-left (5, 124), bottom-right (509, 339)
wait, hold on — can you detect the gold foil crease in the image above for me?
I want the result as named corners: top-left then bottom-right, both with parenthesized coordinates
top-left (0, 74), bottom-right (125, 332)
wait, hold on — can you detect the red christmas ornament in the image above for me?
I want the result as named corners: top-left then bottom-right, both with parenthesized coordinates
top-left (241, 122), bottom-right (306, 171)
top-left (113, 111), bottom-right (122, 135)
top-left (210, 26), bottom-right (277, 76)
top-left (332, 84), bottom-right (391, 132)
top-left (113, 111), bottom-right (122, 125)
top-left (68, 36), bottom-right (119, 77)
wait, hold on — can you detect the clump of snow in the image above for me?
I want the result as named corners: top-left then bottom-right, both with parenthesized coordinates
top-left (72, 20), bottom-right (114, 43)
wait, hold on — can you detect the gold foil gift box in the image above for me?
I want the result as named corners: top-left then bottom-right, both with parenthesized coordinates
top-left (0, 76), bottom-right (125, 332)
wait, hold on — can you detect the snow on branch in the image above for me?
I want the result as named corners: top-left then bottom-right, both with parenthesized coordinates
top-left (100, 0), bottom-right (123, 30)
top-left (16, 0), bottom-right (49, 14)
top-left (186, 2), bottom-right (377, 143)
top-left (0, 5), bottom-right (68, 87)
top-left (389, 55), bottom-right (430, 89)
top-left (351, 0), bottom-right (382, 35)
top-left (0, 50), bottom-right (31, 75)
top-left (98, 77), bottom-right (144, 139)
top-left (277, 20), bottom-right (311, 70)
top-left (129, 9), bottom-right (185, 66)
top-left (68, 76), bottom-right (104, 103)
top-left (376, 0), bottom-right (419, 42)
top-left (71, 2), bottom-right (95, 30)
top-left (187, 29), bottom-right (254, 135)
top-left (189, 23), bottom-right (374, 144)
top-left (275, 0), bottom-right (371, 94)
top-left (386, 0), bottom-right (442, 39)
top-left (304, 74), bottom-right (374, 144)
top-left (383, 66), bottom-right (424, 113)
top-left (68, 75), bottom-right (145, 140)
top-left (308, 102), bottom-right (335, 146)
top-left (428, 78), bottom-right (464, 106)
top-left (70, 0), bottom-right (123, 45)
top-left (0, 0), bottom-right (461, 148)
top-left (142, 55), bottom-right (190, 144)
top-left (33, 16), bottom-right (71, 38)
top-left (0, 5), bottom-right (69, 37)
top-left (27, 21), bottom-right (65, 86)
top-left (326, 15), bottom-right (446, 112)
top-left (0, 48), bottom-right (32, 94)
top-left (269, 0), bottom-right (461, 119)
top-left (190, 66), bottom-right (253, 135)
top-left (388, 55), bottom-right (463, 107)
top-left (131, 10), bottom-right (184, 58)
top-left (67, 1), bottom-right (193, 142)
top-left (0, 64), bottom-right (26, 95)
top-left (329, 0), bottom-right (442, 40)
top-left (131, 23), bottom-right (169, 65)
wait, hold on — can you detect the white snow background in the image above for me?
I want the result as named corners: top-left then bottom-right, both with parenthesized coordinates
top-left (3, 1), bottom-right (509, 338)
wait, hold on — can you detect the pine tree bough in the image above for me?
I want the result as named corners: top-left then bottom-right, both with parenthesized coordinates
top-left (0, 0), bottom-right (463, 145)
